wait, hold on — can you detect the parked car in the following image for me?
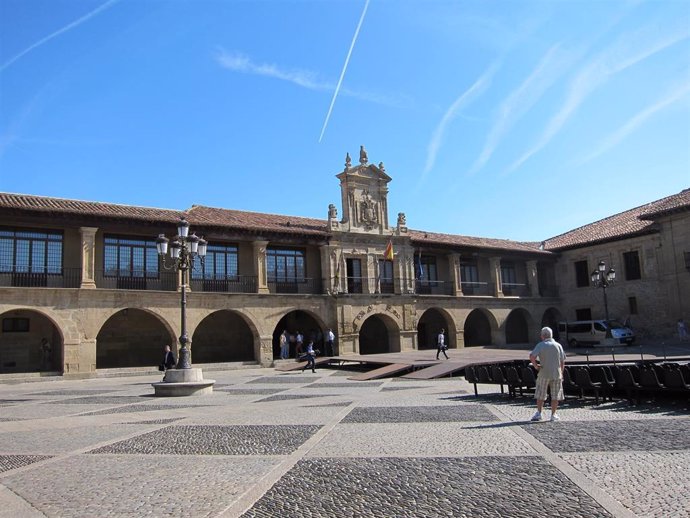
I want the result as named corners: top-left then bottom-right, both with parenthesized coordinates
top-left (557, 320), bottom-right (635, 348)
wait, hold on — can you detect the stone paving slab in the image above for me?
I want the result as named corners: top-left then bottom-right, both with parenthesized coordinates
top-left (342, 404), bottom-right (497, 423)
top-left (247, 376), bottom-right (316, 384)
top-left (0, 425), bottom-right (140, 455)
top-left (256, 393), bottom-right (340, 402)
top-left (308, 423), bottom-right (536, 458)
top-left (0, 454), bottom-right (52, 474)
top-left (88, 425), bottom-right (322, 455)
top-left (521, 419), bottom-right (690, 452)
top-left (241, 457), bottom-right (613, 518)
top-left (2, 455), bottom-right (279, 518)
top-left (560, 452), bottom-right (690, 518)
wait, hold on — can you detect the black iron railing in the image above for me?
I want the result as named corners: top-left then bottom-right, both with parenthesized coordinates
top-left (190, 275), bottom-right (257, 293)
top-left (268, 277), bottom-right (323, 294)
top-left (96, 269), bottom-right (178, 291)
top-left (0, 267), bottom-right (82, 288)
top-left (415, 280), bottom-right (454, 295)
top-left (460, 281), bottom-right (493, 296)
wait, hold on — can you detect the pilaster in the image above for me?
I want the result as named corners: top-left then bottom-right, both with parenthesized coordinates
top-left (490, 257), bottom-right (503, 297)
top-left (79, 227), bottom-right (98, 289)
top-left (253, 240), bottom-right (269, 294)
top-left (527, 260), bottom-right (540, 297)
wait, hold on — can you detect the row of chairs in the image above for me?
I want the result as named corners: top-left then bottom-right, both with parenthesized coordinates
top-left (464, 361), bottom-right (690, 405)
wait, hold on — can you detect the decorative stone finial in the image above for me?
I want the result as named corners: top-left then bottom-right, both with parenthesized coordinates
top-left (397, 212), bottom-right (406, 227)
top-left (378, 162), bottom-right (385, 172)
top-left (345, 152), bottom-right (351, 169)
top-left (328, 203), bottom-right (337, 220)
top-left (359, 145), bottom-right (368, 165)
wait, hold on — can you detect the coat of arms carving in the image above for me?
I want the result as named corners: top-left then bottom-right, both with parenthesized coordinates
top-left (359, 191), bottom-right (378, 229)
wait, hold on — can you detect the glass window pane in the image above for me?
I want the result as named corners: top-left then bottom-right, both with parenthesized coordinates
top-left (0, 238), bottom-right (13, 272)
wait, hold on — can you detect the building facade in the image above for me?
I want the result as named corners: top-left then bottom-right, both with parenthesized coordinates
top-left (0, 149), bottom-right (687, 378)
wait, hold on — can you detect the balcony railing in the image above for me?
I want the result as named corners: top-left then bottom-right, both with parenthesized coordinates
top-left (96, 269), bottom-right (178, 291)
top-left (501, 282), bottom-right (531, 297)
top-left (460, 281), bottom-right (493, 296)
top-left (0, 267), bottom-right (82, 288)
top-left (539, 286), bottom-right (559, 297)
top-left (268, 277), bottom-right (323, 294)
top-left (190, 275), bottom-right (257, 293)
top-left (415, 280), bottom-right (454, 295)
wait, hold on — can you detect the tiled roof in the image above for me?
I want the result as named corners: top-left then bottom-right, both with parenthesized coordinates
top-left (409, 230), bottom-right (546, 254)
top-left (0, 192), bottom-right (183, 223)
top-left (639, 188), bottom-right (690, 219)
top-left (542, 188), bottom-right (690, 251)
top-left (186, 205), bottom-right (328, 237)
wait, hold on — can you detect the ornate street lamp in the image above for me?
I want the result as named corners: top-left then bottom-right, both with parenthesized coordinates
top-left (156, 218), bottom-right (207, 369)
top-left (590, 260), bottom-right (616, 327)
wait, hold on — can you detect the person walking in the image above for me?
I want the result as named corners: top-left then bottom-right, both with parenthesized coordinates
top-left (295, 330), bottom-right (304, 358)
top-left (161, 344), bottom-right (176, 381)
top-left (302, 341), bottom-right (316, 373)
top-left (436, 328), bottom-right (448, 360)
top-left (326, 328), bottom-right (336, 357)
top-left (529, 327), bottom-right (566, 422)
top-left (40, 338), bottom-right (52, 371)
top-left (279, 330), bottom-right (289, 359)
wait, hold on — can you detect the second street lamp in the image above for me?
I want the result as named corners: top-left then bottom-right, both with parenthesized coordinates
top-left (590, 260), bottom-right (616, 332)
top-left (156, 218), bottom-right (207, 369)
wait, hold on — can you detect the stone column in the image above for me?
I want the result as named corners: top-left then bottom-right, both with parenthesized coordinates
top-left (258, 335), bottom-right (273, 367)
top-left (448, 253), bottom-right (462, 296)
top-left (253, 240), bottom-right (269, 294)
top-left (79, 227), bottom-right (98, 289)
top-left (490, 257), bottom-right (503, 297)
top-left (527, 260), bottom-right (540, 297)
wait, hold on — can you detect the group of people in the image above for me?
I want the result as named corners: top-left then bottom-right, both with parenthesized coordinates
top-left (279, 328), bottom-right (336, 361)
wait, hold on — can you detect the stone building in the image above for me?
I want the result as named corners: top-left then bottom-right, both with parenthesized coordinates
top-left (0, 148), bottom-right (687, 378)
top-left (542, 187), bottom-right (690, 340)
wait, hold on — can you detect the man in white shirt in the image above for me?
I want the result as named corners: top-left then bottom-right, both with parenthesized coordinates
top-left (326, 328), bottom-right (335, 356)
top-left (436, 329), bottom-right (448, 360)
top-left (529, 327), bottom-right (566, 422)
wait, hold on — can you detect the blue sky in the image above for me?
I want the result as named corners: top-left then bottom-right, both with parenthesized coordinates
top-left (1, 0), bottom-right (688, 242)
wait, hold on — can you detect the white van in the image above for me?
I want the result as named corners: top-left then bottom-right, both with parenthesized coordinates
top-left (557, 320), bottom-right (635, 348)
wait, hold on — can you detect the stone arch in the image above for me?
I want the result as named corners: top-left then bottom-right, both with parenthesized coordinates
top-left (272, 309), bottom-right (328, 359)
top-left (0, 308), bottom-right (65, 374)
top-left (505, 308), bottom-right (532, 345)
top-left (96, 308), bottom-right (175, 369)
top-left (541, 307), bottom-right (563, 341)
top-left (191, 310), bottom-right (257, 363)
top-left (463, 308), bottom-right (496, 347)
top-left (417, 307), bottom-right (457, 350)
top-left (359, 313), bottom-right (401, 354)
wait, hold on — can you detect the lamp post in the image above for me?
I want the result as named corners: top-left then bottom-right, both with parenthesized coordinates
top-left (156, 218), bottom-right (207, 369)
top-left (590, 260), bottom-right (616, 328)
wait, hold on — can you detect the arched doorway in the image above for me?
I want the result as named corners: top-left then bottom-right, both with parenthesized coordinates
top-left (359, 314), bottom-right (400, 354)
top-left (273, 310), bottom-right (325, 359)
top-left (96, 309), bottom-right (173, 368)
top-left (192, 310), bottom-right (255, 363)
top-left (505, 308), bottom-right (530, 344)
top-left (0, 309), bottom-right (62, 374)
top-left (541, 307), bottom-right (563, 341)
top-left (417, 308), bottom-right (454, 349)
top-left (464, 309), bottom-right (492, 346)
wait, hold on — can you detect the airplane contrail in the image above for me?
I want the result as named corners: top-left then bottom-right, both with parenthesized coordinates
top-left (1, 0), bottom-right (120, 72)
top-left (318, 0), bottom-right (370, 143)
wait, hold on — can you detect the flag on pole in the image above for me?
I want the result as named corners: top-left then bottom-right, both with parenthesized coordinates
top-left (384, 240), bottom-right (394, 261)
top-left (416, 249), bottom-right (424, 279)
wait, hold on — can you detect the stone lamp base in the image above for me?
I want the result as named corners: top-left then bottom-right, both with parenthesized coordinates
top-left (152, 367), bottom-right (215, 396)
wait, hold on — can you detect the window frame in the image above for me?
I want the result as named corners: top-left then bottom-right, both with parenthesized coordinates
top-left (103, 235), bottom-right (159, 279)
top-left (0, 227), bottom-right (63, 275)
top-left (266, 247), bottom-right (306, 283)
top-left (574, 260), bottom-right (590, 288)
top-left (623, 250), bottom-right (642, 281)
top-left (191, 243), bottom-right (239, 280)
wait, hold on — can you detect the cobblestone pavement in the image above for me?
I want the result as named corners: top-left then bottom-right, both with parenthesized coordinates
top-left (0, 367), bottom-right (688, 517)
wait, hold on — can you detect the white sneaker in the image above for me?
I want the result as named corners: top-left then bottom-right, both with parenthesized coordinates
top-left (550, 413), bottom-right (560, 422)
top-left (530, 411), bottom-right (543, 422)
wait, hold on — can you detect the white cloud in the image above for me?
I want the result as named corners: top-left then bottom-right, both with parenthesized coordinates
top-left (504, 27), bottom-right (690, 176)
top-left (468, 44), bottom-right (568, 176)
top-left (1, 0), bottom-right (120, 72)
top-left (576, 82), bottom-right (690, 165)
top-left (422, 63), bottom-right (500, 182)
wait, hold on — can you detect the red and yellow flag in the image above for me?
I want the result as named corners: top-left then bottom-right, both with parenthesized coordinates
top-left (384, 240), bottom-right (394, 261)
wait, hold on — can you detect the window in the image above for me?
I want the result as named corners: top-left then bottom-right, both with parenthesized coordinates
top-left (191, 243), bottom-right (238, 280)
top-left (574, 260), bottom-right (589, 287)
top-left (378, 259), bottom-right (394, 293)
top-left (628, 296), bottom-right (638, 315)
top-left (346, 258), bottom-right (362, 294)
top-left (0, 228), bottom-right (63, 274)
top-left (2, 317), bottom-right (30, 332)
top-left (623, 251), bottom-right (641, 280)
top-left (500, 262), bottom-right (516, 284)
top-left (266, 247), bottom-right (305, 282)
top-left (575, 308), bottom-right (592, 321)
top-left (104, 236), bottom-right (159, 278)
top-left (414, 255), bottom-right (438, 282)
top-left (460, 262), bottom-right (479, 283)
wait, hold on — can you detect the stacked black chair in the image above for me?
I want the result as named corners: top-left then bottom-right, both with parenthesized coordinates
top-left (491, 365), bottom-right (507, 395)
top-left (640, 367), bottom-right (666, 396)
top-left (590, 366), bottom-right (615, 401)
top-left (664, 368), bottom-right (690, 394)
top-left (520, 366), bottom-right (537, 393)
top-left (562, 368), bottom-right (581, 399)
top-left (617, 367), bottom-right (642, 405)
top-left (574, 367), bottom-right (602, 405)
top-left (464, 365), bottom-right (479, 396)
top-left (505, 366), bottom-right (526, 397)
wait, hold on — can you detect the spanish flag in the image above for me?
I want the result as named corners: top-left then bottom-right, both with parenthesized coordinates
top-left (384, 240), bottom-right (394, 261)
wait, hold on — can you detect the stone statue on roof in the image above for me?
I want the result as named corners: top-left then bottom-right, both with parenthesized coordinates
top-left (359, 145), bottom-right (368, 165)
top-left (345, 152), bottom-right (351, 169)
